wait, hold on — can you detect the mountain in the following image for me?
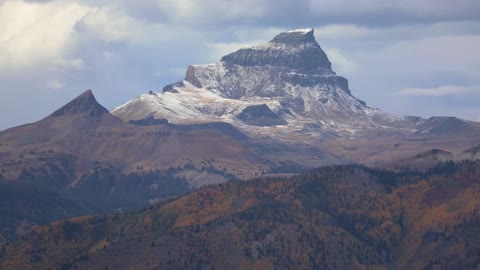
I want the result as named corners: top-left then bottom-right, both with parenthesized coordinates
top-left (1, 161), bottom-right (478, 269)
top-left (384, 145), bottom-right (480, 170)
top-left (1, 28), bottom-right (480, 269)
top-left (0, 90), bottom-right (275, 180)
top-left (112, 28), bottom-right (387, 137)
top-left (49, 89), bottom-right (110, 119)
top-left (111, 28), bottom-right (480, 164)
top-left (0, 90), bottom-right (294, 243)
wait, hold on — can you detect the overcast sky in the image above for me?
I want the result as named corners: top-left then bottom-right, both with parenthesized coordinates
top-left (1, 0), bottom-right (480, 130)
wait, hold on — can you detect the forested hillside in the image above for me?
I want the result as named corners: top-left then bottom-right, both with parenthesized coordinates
top-left (1, 161), bottom-right (479, 269)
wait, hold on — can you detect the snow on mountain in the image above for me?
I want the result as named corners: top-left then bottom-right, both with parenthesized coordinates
top-left (112, 28), bottom-right (422, 140)
top-left (287, 28), bottom-right (314, 34)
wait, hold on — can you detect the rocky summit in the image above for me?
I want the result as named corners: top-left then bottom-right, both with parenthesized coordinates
top-left (113, 29), bottom-right (479, 143)
top-left (111, 28), bottom-right (419, 140)
top-left (220, 28), bottom-right (332, 73)
top-left (111, 28), bottom-right (480, 164)
top-left (50, 90), bottom-right (109, 119)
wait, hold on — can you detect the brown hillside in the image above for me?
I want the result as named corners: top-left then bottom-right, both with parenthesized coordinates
top-left (1, 161), bottom-right (478, 270)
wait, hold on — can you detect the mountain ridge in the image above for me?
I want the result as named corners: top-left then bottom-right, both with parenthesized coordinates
top-left (111, 28), bottom-right (480, 164)
top-left (0, 89), bottom-right (290, 243)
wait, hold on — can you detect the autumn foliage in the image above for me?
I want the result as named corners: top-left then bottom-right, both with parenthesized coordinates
top-left (1, 161), bottom-right (479, 269)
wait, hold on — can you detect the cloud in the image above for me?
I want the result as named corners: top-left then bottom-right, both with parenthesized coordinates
top-left (324, 48), bottom-right (357, 74)
top-left (14, 0), bottom-right (480, 27)
top-left (314, 21), bottom-right (480, 43)
top-left (74, 5), bottom-right (205, 46)
top-left (359, 34), bottom-right (480, 83)
top-left (55, 58), bottom-right (87, 70)
top-left (46, 79), bottom-right (64, 90)
top-left (153, 0), bottom-right (266, 24)
top-left (0, 0), bottom-right (480, 130)
top-left (0, 0), bottom-right (92, 73)
top-left (147, 0), bottom-right (480, 27)
top-left (396, 85), bottom-right (480, 96)
top-left (76, 7), bottom-right (137, 43)
top-left (309, 0), bottom-right (480, 25)
top-left (153, 67), bottom-right (186, 79)
top-left (334, 33), bottom-right (480, 104)
top-left (206, 41), bottom-right (260, 61)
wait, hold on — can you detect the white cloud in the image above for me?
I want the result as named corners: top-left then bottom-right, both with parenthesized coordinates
top-left (55, 58), bottom-right (86, 70)
top-left (152, 0), bottom-right (266, 25)
top-left (206, 41), bottom-right (259, 62)
top-left (78, 7), bottom-right (138, 43)
top-left (396, 85), bottom-right (480, 96)
top-left (324, 48), bottom-right (357, 74)
top-left (75, 6), bottom-right (203, 45)
top-left (315, 24), bottom-right (376, 40)
top-left (46, 79), bottom-right (64, 90)
top-left (363, 35), bottom-right (480, 80)
top-left (153, 67), bottom-right (186, 78)
top-left (0, 0), bottom-right (92, 73)
top-left (338, 33), bottom-right (480, 101)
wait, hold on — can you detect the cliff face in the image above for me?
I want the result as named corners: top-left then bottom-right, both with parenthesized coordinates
top-left (220, 28), bottom-right (332, 72)
top-left (185, 28), bottom-right (357, 117)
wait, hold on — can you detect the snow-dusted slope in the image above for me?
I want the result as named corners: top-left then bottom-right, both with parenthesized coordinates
top-left (112, 81), bottom-right (284, 125)
top-left (112, 29), bottom-right (421, 140)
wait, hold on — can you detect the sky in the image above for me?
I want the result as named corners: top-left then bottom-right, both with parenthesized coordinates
top-left (1, 0), bottom-right (480, 130)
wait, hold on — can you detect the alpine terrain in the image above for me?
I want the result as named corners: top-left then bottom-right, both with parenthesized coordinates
top-left (0, 28), bottom-right (480, 270)
top-left (0, 90), bottom-right (276, 243)
top-left (112, 28), bottom-right (480, 164)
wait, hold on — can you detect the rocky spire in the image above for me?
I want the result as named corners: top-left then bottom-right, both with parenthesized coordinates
top-left (50, 90), bottom-right (109, 118)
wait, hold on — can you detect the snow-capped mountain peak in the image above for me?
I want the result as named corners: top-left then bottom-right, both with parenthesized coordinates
top-left (286, 28), bottom-right (314, 34)
top-left (112, 28), bottom-right (421, 140)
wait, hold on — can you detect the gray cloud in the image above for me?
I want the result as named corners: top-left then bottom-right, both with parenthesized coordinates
top-left (23, 0), bottom-right (480, 27)
top-left (0, 0), bottom-right (479, 130)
